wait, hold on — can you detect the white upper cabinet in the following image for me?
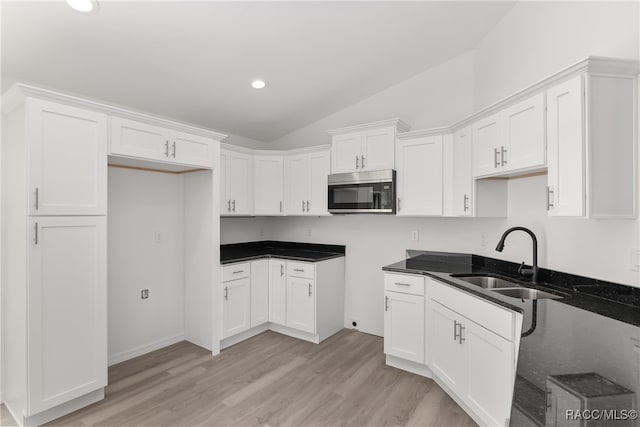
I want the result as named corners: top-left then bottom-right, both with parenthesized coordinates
top-left (220, 148), bottom-right (253, 216)
top-left (28, 98), bottom-right (107, 216)
top-left (472, 93), bottom-right (546, 178)
top-left (284, 149), bottom-right (330, 216)
top-left (328, 119), bottom-right (409, 174)
top-left (503, 93), bottom-right (545, 172)
top-left (451, 127), bottom-right (473, 216)
top-left (254, 154), bottom-right (284, 215)
top-left (546, 70), bottom-right (637, 218)
top-left (396, 133), bottom-right (443, 216)
top-left (111, 117), bottom-right (215, 168)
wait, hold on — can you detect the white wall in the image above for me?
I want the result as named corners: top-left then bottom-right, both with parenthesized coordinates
top-left (107, 167), bottom-right (186, 364)
top-left (221, 217), bottom-right (273, 244)
top-left (224, 1), bottom-right (640, 336)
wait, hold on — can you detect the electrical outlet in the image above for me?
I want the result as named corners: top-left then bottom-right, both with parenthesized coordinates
top-left (411, 230), bottom-right (419, 241)
top-left (480, 233), bottom-right (487, 247)
top-left (154, 231), bottom-right (162, 243)
top-left (140, 288), bottom-right (150, 301)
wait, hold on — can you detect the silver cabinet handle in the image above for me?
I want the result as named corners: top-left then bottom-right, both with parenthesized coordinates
top-left (355, 155), bottom-right (359, 169)
top-left (165, 140), bottom-right (169, 157)
top-left (397, 197), bottom-right (401, 211)
top-left (279, 201), bottom-right (283, 212)
top-left (232, 200), bottom-right (236, 212)
top-left (308, 283), bottom-right (312, 296)
top-left (494, 147), bottom-right (500, 168)
top-left (302, 200), bottom-right (305, 212)
top-left (459, 324), bottom-right (465, 344)
top-left (232, 270), bottom-right (244, 274)
top-left (306, 200), bottom-right (310, 212)
top-left (172, 141), bottom-right (176, 158)
top-left (227, 200), bottom-right (231, 212)
top-left (394, 282), bottom-right (411, 287)
top-left (293, 268), bottom-right (305, 272)
top-left (224, 286), bottom-right (228, 300)
top-left (546, 186), bottom-right (555, 210)
top-left (463, 195), bottom-right (469, 212)
top-left (35, 187), bottom-right (39, 210)
top-left (385, 295), bottom-right (389, 311)
top-left (545, 389), bottom-right (553, 409)
top-left (501, 146), bottom-right (507, 166)
top-left (361, 155), bottom-right (365, 169)
top-left (35, 222), bottom-right (39, 245)
top-left (454, 320), bottom-right (460, 341)
top-left (280, 264), bottom-right (284, 276)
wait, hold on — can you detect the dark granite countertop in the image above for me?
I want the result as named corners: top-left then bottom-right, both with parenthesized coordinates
top-left (221, 241), bottom-right (345, 264)
top-left (382, 251), bottom-right (640, 327)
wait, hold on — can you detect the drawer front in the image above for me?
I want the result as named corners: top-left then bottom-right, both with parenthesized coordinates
top-left (222, 262), bottom-right (250, 282)
top-left (287, 261), bottom-right (315, 279)
top-left (429, 278), bottom-right (514, 341)
top-left (384, 273), bottom-right (425, 296)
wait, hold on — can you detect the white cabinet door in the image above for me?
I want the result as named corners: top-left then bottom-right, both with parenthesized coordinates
top-left (284, 154), bottom-right (309, 215)
top-left (254, 155), bottom-right (284, 215)
top-left (504, 93), bottom-right (546, 172)
top-left (169, 130), bottom-right (213, 168)
top-left (547, 75), bottom-right (585, 217)
top-left (472, 113), bottom-right (504, 177)
top-left (219, 151), bottom-right (229, 215)
top-left (28, 99), bottom-right (107, 216)
top-left (307, 150), bottom-right (330, 215)
top-left (331, 132), bottom-right (362, 173)
top-left (361, 126), bottom-right (395, 171)
top-left (384, 291), bottom-right (425, 363)
top-left (226, 151), bottom-right (253, 215)
top-left (269, 259), bottom-right (287, 326)
top-left (286, 277), bottom-right (315, 334)
top-left (27, 217), bottom-right (107, 415)
top-left (110, 116), bottom-right (169, 162)
top-left (396, 136), bottom-right (443, 216)
top-left (464, 320), bottom-right (514, 427)
top-left (452, 127), bottom-right (473, 216)
top-left (545, 380), bottom-right (583, 427)
top-left (222, 277), bottom-right (251, 339)
top-left (429, 301), bottom-right (466, 392)
top-left (250, 260), bottom-right (269, 328)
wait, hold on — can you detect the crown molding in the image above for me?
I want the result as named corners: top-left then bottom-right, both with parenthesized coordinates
top-left (2, 83), bottom-right (228, 141)
top-left (397, 126), bottom-right (452, 140)
top-left (327, 118), bottom-right (410, 136)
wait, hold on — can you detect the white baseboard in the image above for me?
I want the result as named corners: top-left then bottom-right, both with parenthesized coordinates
top-left (386, 355), bottom-right (433, 378)
top-left (108, 333), bottom-right (185, 366)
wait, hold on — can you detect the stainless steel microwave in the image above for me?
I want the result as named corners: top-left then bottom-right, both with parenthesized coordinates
top-left (327, 170), bottom-right (396, 214)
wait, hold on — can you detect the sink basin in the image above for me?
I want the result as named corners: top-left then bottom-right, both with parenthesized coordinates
top-left (491, 287), bottom-right (562, 300)
top-left (450, 274), bottom-right (523, 289)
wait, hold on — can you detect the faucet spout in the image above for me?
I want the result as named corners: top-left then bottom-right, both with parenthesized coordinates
top-left (495, 226), bottom-right (539, 283)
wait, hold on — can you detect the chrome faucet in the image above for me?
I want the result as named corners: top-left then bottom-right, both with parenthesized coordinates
top-left (495, 226), bottom-right (539, 283)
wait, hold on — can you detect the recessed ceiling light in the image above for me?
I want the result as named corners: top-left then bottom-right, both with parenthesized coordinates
top-left (251, 80), bottom-right (266, 89)
top-left (66, 0), bottom-right (99, 13)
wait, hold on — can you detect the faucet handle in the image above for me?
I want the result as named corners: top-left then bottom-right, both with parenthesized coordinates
top-left (518, 262), bottom-right (534, 277)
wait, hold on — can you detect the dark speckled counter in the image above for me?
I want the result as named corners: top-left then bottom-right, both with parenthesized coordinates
top-left (221, 241), bottom-right (345, 264)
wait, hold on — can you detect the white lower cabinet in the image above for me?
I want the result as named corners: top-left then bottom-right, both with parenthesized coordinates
top-left (286, 276), bottom-right (315, 334)
top-left (384, 291), bottom-right (424, 363)
top-left (221, 257), bottom-right (345, 346)
top-left (384, 273), bottom-right (518, 427)
top-left (221, 275), bottom-right (251, 339)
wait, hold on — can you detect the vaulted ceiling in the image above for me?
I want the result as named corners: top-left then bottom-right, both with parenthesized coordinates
top-left (2, 1), bottom-right (514, 141)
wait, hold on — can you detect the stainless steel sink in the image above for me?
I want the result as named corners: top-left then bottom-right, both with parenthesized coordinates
top-left (490, 287), bottom-right (562, 300)
top-left (450, 274), bottom-right (523, 289)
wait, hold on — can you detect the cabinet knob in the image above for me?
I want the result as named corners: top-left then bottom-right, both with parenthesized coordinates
top-left (355, 155), bottom-right (360, 169)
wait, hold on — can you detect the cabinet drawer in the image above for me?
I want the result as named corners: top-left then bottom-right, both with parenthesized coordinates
top-left (222, 262), bottom-right (250, 282)
top-left (384, 273), bottom-right (425, 296)
top-left (287, 261), bottom-right (314, 279)
top-left (429, 278), bottom-right (514, 341)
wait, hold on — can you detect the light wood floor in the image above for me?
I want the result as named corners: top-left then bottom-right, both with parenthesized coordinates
top-left (29, 329), bottom-right (474, 426)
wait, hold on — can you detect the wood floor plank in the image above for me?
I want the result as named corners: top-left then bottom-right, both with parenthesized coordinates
top-left (45, 330), bottom-right (476, 427)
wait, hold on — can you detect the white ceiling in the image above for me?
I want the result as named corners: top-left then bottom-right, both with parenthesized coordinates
top-left (2, 1), bottom-right (514, 142)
